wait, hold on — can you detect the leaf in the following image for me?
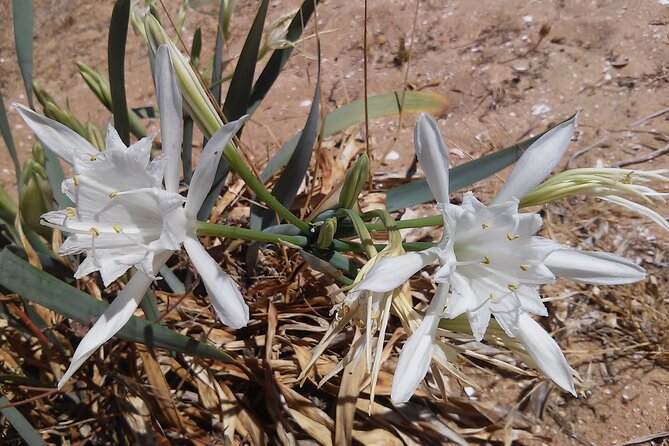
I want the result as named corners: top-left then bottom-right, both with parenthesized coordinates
top-left (12, 0), bottom-right (34, 109)
top-left (260, 91), bottom-right (449, 184)
top-left (222, 0), bottom-right (268, 121)
top-left (254, 46), bottom-right (321, 229)
top-left (385, 119), bottom-right (572, 211)
top-left (108, 0), bottom-right (131, 145)
top-left (198, 0), bottom-right (269, 221)
top-left (0, 249), bottom-right (234, 363)
top-left (247, 0), bottom-right (321, 115)
top-left (0, 394), bottom-right (46, 446)
top-left (0, 92), bottom-right (21, 187)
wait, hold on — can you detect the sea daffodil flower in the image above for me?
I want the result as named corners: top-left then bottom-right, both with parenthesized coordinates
top-left (16, 46), bottom-right (249, 388)
top-left (355, 113), bottom-right (646, 403)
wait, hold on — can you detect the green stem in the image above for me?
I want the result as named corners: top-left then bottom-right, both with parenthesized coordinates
top-left (197, 221), bottom-right (306, 245)
top-left (221, 143), bottom-right (309, 233)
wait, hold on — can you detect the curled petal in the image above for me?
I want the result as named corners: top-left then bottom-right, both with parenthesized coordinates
top-left (544, 249), bottom-right (646, 285)
top-left (184, 237), bottom-right (249, 328)
top-left (517, 312), bottom-right (576, 395)
top-left (391, 282), bottom-right (449, 403)
top-left (185, 116), bottom-right (248, 217)
top-left (601, 195), bottom-right (669, 231)
top-left (15, 103), bottom-right (98, 165)
top-left (415, 113), bottom-right (450, 203)
top-left (492, 113), bottom-right (578, 205)
top-left (155, 45), bottom-right (184, 193)
top-left (354, 249), bottom-right (440, 293)
top-left (57, 254), bottom-right (168, 389)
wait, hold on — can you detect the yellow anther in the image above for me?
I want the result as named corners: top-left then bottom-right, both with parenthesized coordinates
top-left (507, 233), bottom-right (519, 241)
top-left (90, 154), bottom-right (97, 161)
top-left (481, 223), bottom-right (490, 230)
top-left (113, 224), bottom-right (123, 233)
top-left (109, 191), bottom-right (118, 199)
top-left (89, 227), bottom-right (100, 238)
top-left (520, 264), bottom-right (531, 271)
top-left (65, 207), bottom-right (76, 217)
top-left (73, 176), bottom-right (80, 186)
top-left (508, 283), bottom-right (518, 291)
top-left (489, 293), bottom-right (496, 302)
top-left (480, 256), bottom-right (491, 266)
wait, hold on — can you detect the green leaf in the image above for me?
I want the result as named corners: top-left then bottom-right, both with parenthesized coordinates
top-left (108, 0), bottom-right (131, 145)
top-left (12, 0), bottom-right (34, 109)
top-left (0, 249), bottom-right (234, 363)
top-left (0, 92), bottom-right (21, 187)
top-left (385, 116), bottom-right (575, 211)
top-left (0, 394), bottom-right (46, 446)
top-left (253, 46), bottom-right (321, 230)
top-left (247, 0), bottom-right (321, 115)
top-left (260, 91), bottom-right (449, 184)
top-left (198, 0), bottom-right (269, 221)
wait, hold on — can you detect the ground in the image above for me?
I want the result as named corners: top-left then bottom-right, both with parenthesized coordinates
top-left (0, 0), bottom-right (668, 444)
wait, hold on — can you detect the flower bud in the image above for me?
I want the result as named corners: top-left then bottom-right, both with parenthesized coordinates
top-left (0, 185), bottom-right (18, 224)
top-left (20, 144), bottom-right (53, 237)
top-left (316, 217), bottom-right (337, 250)
top-left (338, 153), bottom-right (369, 209)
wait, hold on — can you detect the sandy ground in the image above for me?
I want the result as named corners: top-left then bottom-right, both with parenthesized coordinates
top-left (1, 0), bottom-right (668, 444)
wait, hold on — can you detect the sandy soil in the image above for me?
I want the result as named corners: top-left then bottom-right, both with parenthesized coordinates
top-left (1, 0), bottom-right (668, 444)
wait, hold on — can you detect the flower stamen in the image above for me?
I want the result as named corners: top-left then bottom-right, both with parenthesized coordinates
top-left (480, 255), bottom-right (491, 265)
top-left (507, 233), bottom-right (519, 241)
top-left (520, 264), bottom-right (531, 271)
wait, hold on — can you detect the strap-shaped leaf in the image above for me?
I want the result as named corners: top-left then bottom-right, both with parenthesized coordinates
top-left (385, 116), bottom-right (576, 211)
top-left (0, 394), bottom-right (45, 446)
top-left (108, 0), bottom-right (131, 145)
top-left (12, 0), bottom-right (34, 109)
top-left (0, 249), bottom-right (234, 363)
top-left (198, 0), bottom-right (269, 221)
top-left (253, 46), bottom-right (321, 229)
top-left (260, 91), bottom-right (450, 184)
top-left (0, 92), bottom-right (21, 187)
top-left (247, 0), bottom-right (321, 115)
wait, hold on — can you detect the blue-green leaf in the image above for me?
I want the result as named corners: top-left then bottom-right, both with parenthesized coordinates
top-left (12, 0), bottom-right (34, 109)
top-left (0, 92), bottom-right (21, 187)
top-left (0, 249), bottom-right (234, 363)
top-left (108, 0), bottom-right (131, 145)
top-left (253, 46), bottom-right (321, 230)
top-left (385, 116), bottom-right (576, 211)
top-left (0, 394), bottom-right (46, 446)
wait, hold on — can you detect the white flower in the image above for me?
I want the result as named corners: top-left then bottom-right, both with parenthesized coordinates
top-left (16, 45), bottom-right (249, 388)
top-left (356, 113), bottom-right (646, 403)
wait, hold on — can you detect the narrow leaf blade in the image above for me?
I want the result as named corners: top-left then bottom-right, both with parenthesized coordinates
top-left (12, 0), bottom-right (34, 109)
top-left (0, 92), bottom-right (22, 186)
top-left (0, 249), bottom-right (234, 363)
top-left (108, 0), bottom-right (131, 145)
top-left (0, 394), bottom-right (46, 446)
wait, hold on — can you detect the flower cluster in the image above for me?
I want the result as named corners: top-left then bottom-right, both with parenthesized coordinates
top-left (16, 46), bottom-right (250, 388)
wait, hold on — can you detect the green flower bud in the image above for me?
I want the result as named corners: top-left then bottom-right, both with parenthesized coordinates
top-left (20, 146), bottom-right (53, 237)
top-left (315, 217), bottom-right (337, 250)
top-left (339, 153), bottom-right (369, 209)
top-left (0, 185), bottom-right (18, 224)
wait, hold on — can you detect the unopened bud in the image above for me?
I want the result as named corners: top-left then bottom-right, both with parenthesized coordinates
top-left (316, 217), bottom-right (337, 250)
top-left (20, 154), bottom-right (53, 237)
top-left (339, 153), bottom-right (369, 209)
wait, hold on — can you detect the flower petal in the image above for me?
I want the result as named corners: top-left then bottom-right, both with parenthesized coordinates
top-left (601, 195), bottom-right (669, 232)
top-left (516, 312), bottom-right (575, 395)
top-left (57, 254), bottom-right (167, 389)
top-left (183, 236), bottom-right (249, 328)
top-left (354, 249), bottom-right (439, 293)
top-left (492, 113), bottom-right (578, 205)
top-left (14, 103), bottom-right (98, 165)
top-left (391, 282), bottom-right (449, 403)
top-left (185, 116), bottom-right (248, 217)
top-left (544, 249), bottom-right (646, 285)
top-left (414, 113), bottom-right (450, 203)
top-left (155, 45), bottom-right (183, 193)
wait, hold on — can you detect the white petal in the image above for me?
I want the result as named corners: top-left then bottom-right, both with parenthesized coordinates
top-left (467, 304), bottom-right (491, 341)
top-left (14, 103), bottom-right (98, 165)
top-left (57, 264), bottom-right (160, 389)
top-left (492, 114), bottom-right (578, 205)
top-left (105, 124), bottom-right (127, 151)
top-left (391, 282), bottom-right (448, 403)
top-left (414, 113), bottom-right (450, 203)
top-left (185, 116), bottom-right (248, 217)
top-left (516, 313), bottom-right (575, 395)
top-left (155, 45), bottom-right (183, 193)
top-left (184, 237), bottom-right (249, 328)
top-left (354, 249), bottom-right (439, 293)
top-left (544, 249), bottom-right (646, 285)
top-left (601, 195), bottom-right (669, 231)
